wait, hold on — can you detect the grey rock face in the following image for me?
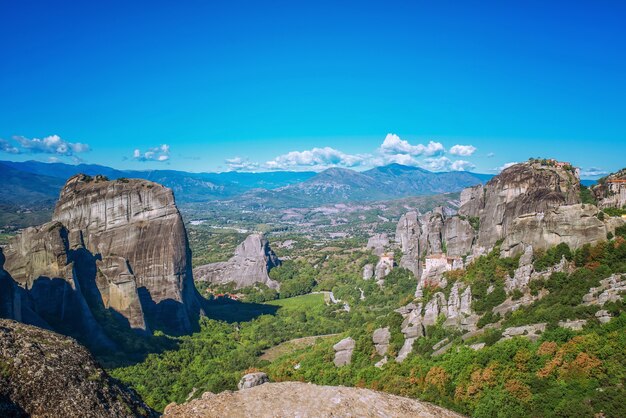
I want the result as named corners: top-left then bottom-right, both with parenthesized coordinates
top-left (2, 174), bottom-right (203, 347)
top-left (194, 234), bottom-right (281, 290)
top-left (500, 204), bottom-right (614, 257)
top-left (595, 310), bottom-right (612, 324)
top-left (458, 184), bottom-right (484, 218)
top-left (395, 211), bottom-right (422, 277)
top-left (559, 319), bottom-right (587, 331)
top-left (501, 323), bottom-right (547, 342)
top-left (592, 168), bottom-right (626, 209)
top-left (163, 382), bottom-right (465, 418)
top-left (366, 233), bottom-right (389, 256)
top-left (460, 161), bottom-right (581, 250)
top-left (372, 327), bottom-right (391, 356)
top-left (238, 372), bottom-right (270, 390)
top-left (583, 274), bottom-right (625, 306)
top-left (443, 216), bottom-right (475, 257)
top-left (362, 264), bottom-right (374, 280)
top-left (0, 319), bottom-right (156, 417)
top-left (333, 337), bottom-right (355, 367)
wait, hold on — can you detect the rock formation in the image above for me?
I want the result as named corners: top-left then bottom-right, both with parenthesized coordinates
top-left (362, 263), bottom-right (374, 280)
top-left (238, 372), bottom-right (270, 390)
top-left (163, 382), bottom-right (464, 418)
top-left (372, 327), bottom-right (391, 356)
top-left (459, 160), bottom-right (581, 250)
top-left (333, 336), bottom-right (355, 367)
top-left (0, 319), bottom-right (156, 417)
top-left (366, 233), bottom-right (390, 256)
top-left (193, 234), bottom-right (281, 290)
top-left (1, 174), bottom-right (203, 349)
top-left (500, 204), bottom-right (617, 257)
top-left (592, 168), bottom-right (626, 209)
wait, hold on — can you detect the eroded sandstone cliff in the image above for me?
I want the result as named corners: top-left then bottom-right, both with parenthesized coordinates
top-left (459, 160), bottom-right (581, 249)
top-left (194, 233), bottom-right (281, 289)
top-left (1, 174), bottom-right (203, 350)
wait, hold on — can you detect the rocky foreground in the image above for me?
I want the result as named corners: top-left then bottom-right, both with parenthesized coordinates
top-left (163, 381), bottom-right (464, 418)
top-left (0, 319), bottom-right (156, 418)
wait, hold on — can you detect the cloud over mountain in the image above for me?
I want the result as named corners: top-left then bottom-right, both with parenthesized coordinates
top-left (133, 144), bottom-right (170, 162)
top-left (11, 135), bottom-right (90, 156)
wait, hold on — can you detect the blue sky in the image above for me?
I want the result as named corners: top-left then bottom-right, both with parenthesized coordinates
top-left (0, 1), bottom-right (624, 177)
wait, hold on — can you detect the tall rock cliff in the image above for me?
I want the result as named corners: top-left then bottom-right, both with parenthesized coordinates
top-left (459, 160), bottom-right (581, 250)
top-left (194, 234), bottom-right (281, 289)
top-left (395, 207), bottom-right (474, 278)
top-left (2, 174), bottom-right (203, 350)
top-left (592, 168), bottom-right (626, 209)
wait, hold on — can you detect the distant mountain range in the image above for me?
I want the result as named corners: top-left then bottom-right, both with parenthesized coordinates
top-left (1, 160), bottom-right (495, 207)
top-left (239, 164), bottom-right (494, 207)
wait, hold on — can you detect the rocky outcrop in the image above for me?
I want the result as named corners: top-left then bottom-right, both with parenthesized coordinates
top-left (238, 372), bottom-right (270, 390)
top-left (333, 337), bottom-right (355, 367)
top-left (395, 208), bottom-right (474, 280)
top-left (582, 274), bottom-right (625, 306)
top-left (459, 160), bottom-right (581, 250)
top-left (559, 319), bottom-right (587, 331)
top-left (362, 264), bottom-right (374, 280)
top-left (194, 234), bottom-right (280, 290)
top-left (501, 323), bottom-right (547, 342)
top-left (163, 382), bottom-right (464, 418)
top-left (0, 319), bottom-right (156, 417)
top-left (395, 211), bottom-right (422, 277)
top-left (2, 174), bottom-right (203, 349)
top-left (372, 327), bottom-right (391, 356)
top-left (500, 204), bottom-right (618, 257)
top-left (366, 233), bottom-right (390, 256)
top-left (592, 168), bottom-right (626, 209)
top-left (394, 283), bottom-right (477, 362)
top-left (443, 216), bottom-right (475, 257)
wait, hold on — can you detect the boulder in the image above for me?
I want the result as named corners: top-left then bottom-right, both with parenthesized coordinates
top-left (501, 323), bottom-right (547, 342)
top-left (333, 337), bottom-right (355, 367)
top-left (238, 372), bottom-right (269, 390)
top-left (372, 327), bottom-right (391, 356)
top-left (558, 319), bottom-right (587, 331)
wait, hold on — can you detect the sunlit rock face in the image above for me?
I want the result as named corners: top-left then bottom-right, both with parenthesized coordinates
top-left (500, 203), bottom-right (616, 257)
top-left (460, 161), bottom-right (581, 250)
top-left (194, 233), bottom-right (281, 290)
top-left (2, 174), bottom-right (203, 349)
top-left (52, 174), bottom-right (202, 334)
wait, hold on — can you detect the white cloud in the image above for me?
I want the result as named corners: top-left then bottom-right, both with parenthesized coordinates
top-left (450, 160), bottom-right (476, 171)
top-left (420, 156), bottom-right (451, 171)
top-left (449, 144), bottom-right (477, 156)
top-left (0, 138), bottom-right (20, 154)
top-left (12, 134), bottom-right (90, 155)
top-left (133, 144), bottom-right (170, 162)
top-left (264, 147), bottom-right (366, 170)
top-left (486, 152), bottom-right (495, 158)
top-left (580, 167), bottom-right (608, 177)
top-left (493, 162), bottom-right (518, 172)
top-left (47, 156), bottom-right (61, 163)
top-left (225, 157), bottom-right (260, 171)
top-left (379, 133), bottom-right (445, 156)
